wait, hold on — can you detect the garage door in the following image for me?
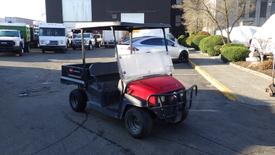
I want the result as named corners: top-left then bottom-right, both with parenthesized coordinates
top-left (121, 13), bottom-right (144, 24)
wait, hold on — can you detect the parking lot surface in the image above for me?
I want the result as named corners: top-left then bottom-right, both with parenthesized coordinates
top-left (0, 49), bottom-right (275, 155)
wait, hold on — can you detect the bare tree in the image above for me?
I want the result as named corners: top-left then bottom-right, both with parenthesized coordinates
top-left (183, 0), bottom-right (247, 44)
top-left (182, 0), bottom-right (205, 33)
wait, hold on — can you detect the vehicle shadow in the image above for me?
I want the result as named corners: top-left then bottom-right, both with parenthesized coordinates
top-left (0, 65), bottom-right (275, 155)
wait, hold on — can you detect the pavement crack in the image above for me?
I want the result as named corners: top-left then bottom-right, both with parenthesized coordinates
top-left (65, 114), bottom-right (135, 155)
top-left (30, 112), bottom-right (88, 155)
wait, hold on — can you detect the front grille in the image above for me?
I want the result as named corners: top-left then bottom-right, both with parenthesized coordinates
top-left (156, 90), bottom-right (186, 106)
top-left (49, 41), bottom-right (58, 45)
top-left (0, 40), bottom-right (15, 47)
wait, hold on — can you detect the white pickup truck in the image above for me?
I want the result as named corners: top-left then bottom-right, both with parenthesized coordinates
top-left (0, 29), bottom-right (24, 56)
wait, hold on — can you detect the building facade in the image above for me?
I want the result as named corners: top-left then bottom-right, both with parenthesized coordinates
top-left (45, 0), bottom-right (185, 36)
top-left (4, 17), bottom-right (35, 26)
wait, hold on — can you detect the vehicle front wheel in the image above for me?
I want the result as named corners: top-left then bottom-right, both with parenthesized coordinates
top-left (18, 46), bottom-right (24, 56)
top-left (178, 51), bottom-right (189, 63)
top-left (69, 89), bottom-right (87, 112)
top-left (124, 108), bottom-right (153, 138)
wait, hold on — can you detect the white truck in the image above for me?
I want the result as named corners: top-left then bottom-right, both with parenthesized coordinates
top-left (0, 29), bottom-right (24, 56)
top-left (102, 30), bottom-right (123, 48)
top-left (38, 23), bottom-right (67, 53)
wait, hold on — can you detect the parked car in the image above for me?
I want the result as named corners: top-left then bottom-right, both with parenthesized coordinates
top-left (71, 33), bottom-right (95, 50)
top-left (117, 36), bottom-right (189, 63)
top-left (0, 29), bottom-right (24, 56)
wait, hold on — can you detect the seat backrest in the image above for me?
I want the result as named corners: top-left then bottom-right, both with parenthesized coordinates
top-left (89, 62), bottom-right (119, 77)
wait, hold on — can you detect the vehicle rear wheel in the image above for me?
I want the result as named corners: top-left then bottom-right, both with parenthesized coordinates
top-left (42, 49), bottom-right (45, 53)
top-left (69, 89), bottom-right (87, 112)
top-left (178, 51), bottom-right (189, 63)
top-left (124, 108), bottom-right (153, 138)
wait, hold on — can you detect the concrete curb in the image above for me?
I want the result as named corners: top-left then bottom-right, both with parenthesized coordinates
top-left (229, 62), bottom-right (272, 81)
top-left (189, 60), bottom-right (237, 101)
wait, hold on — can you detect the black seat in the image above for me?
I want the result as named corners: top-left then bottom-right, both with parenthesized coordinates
top-left (89, 62), bottom-right (119, 80)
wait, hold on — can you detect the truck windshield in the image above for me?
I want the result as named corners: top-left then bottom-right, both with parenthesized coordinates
top-left (0, 30), bottom-right (19, 37)
top-left (74, 34), bottom-right (90, 39)
top-left (39, 28), bottom-right (65, 36)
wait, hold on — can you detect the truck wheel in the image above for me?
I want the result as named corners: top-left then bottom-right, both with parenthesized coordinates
top-left (18, 46), bottom-right (24, 56)
top-left (69, 89), bottom-right (87, 112)
top-left (124, 108), bottom-right (153, 138)
top-left (42, 49), bottom-right (45, 53)
top-left (178, 51), bottom-right (189, 63)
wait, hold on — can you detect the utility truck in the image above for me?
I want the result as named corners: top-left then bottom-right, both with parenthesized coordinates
top-left (38, 23), bottom-right (67, 53)
top-left (0, 23), bottom-right (31, 53)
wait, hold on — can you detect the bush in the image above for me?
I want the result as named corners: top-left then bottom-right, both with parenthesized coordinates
top-left (220, 43), bottom-right (246, 51)
top-left (197, 31), bottom-right (211, 36)
top-left (191, 35), bottom-right (209, 50)
top-left (186, 34), bottom-right (196, 47)
top-left (214, 45), bottom-right (222, 55)
top-left (199, 35), bottom-right (225, 56)
top-left (177, 35), bottom-right (188, 47)
top-left (221, 46), bottom-right (250, 62)
top-left (199, 37), bottom-right (209, 53)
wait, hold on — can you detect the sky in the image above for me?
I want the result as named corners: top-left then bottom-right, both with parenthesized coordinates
top-left (0, 0), bottom-right (46, 21)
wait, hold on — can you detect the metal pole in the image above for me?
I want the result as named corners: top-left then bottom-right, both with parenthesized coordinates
top-left (273, 53), bottom-right (275, 85)
top-left (162, 28), bottom-right (168, 55)
top-left (81, 29), bottom-right (85, 66)
top-left (129, 30), bottom-right (133, 54)
top-left (111, 27), bottom-right (118, 59)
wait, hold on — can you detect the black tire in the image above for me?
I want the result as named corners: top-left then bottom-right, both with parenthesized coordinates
top-left (42, 49), bottom-right (45, 53)
top-left (124, 108), bottom-right (153, 138)
top-left (72, 46), bottom-right (76, 50)
top-left (69, 89), bottom-right (87, 112)
top-left (24, 43), bottom-right (30, 53)
top-left (178, 51), bottom-right (189, 63)
top-left (18, 45), bottom-right (24, 56)
top-left (169, 110), bottom-right (189, 124)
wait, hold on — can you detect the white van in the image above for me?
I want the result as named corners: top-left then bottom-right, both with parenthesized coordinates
top-left (38, 23), bottom-right (67, 53)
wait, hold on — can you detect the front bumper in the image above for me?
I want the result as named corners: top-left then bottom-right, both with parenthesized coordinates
top-left (147, 85), bottom-right (198, 120)
top-left (0, 46), bottom-right (21, 52)
top-left (40, 45), bottom-right (67, 51)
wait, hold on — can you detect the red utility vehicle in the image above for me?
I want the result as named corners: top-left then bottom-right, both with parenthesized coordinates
top-left (61, 22), bottom-right (197, 138)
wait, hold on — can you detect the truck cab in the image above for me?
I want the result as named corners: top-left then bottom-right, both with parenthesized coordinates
top-left (71, 33), bottom-right (95, 50)
top-left (0, 29), bottom-right (24, 56)
top-left (38, 23), bottom-right (67, 53)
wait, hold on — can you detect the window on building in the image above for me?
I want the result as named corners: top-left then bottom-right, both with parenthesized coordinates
top-left (249, 0), bottom-right (256, 18)
top-left (260, 0), bottom-right (268, 17)
top-left (271, 0), bottom-right (275, 14)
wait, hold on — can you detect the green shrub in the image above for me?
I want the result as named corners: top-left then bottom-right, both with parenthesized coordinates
top-left (191, 35), bottom-right (209, 50)
top-left (197, 31), bottom-right (211, 36)
top-left (221, 46), bottom-right (250, 62)
top-left (199, 37), bottom-right (209, 53)
top-left (177, 35), bottom-right (188, 46)
top-left (199, 35), bottom-right (225, 56)
top-left (214, 45), bottom-right (222, 55)
top-left (186, 34), bottom-right (196, 47)
top-left (220, 43), bottom-right (246, 51)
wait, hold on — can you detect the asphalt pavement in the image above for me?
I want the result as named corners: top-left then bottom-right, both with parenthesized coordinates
top-left (0, 49), bottom-right (275, 155)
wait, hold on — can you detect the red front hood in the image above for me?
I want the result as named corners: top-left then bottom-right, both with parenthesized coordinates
top-left (127, 75), bottom-right (184, 101)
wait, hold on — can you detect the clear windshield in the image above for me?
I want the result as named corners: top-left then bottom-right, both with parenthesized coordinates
top-left (118, 52), bottom-right (173, 83)
top-left (0, 30), bottom-right (19, 37)
top-left (74, 33), bottom-right (91, 39)
top-left (39, 28), bottom-right (65, 36)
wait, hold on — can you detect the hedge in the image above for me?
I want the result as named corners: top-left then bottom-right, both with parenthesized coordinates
top-left (199, 35), bottom-right (225, 56)
top-left (191, 34), bottom-right (209, 50)
top-left (177, 35), bottom-right (188, 47)
top-left (221, 46), bottom-right (250, 62)
top-left (186, 34), bottom-right (196, 47)
top-left (197, 31), bottom-right (211, 36)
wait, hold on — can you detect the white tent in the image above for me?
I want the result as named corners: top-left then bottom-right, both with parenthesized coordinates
top-left (216, 26), bottom-right (259, 46)
top-left (250, 14), bottom-right (275, 54)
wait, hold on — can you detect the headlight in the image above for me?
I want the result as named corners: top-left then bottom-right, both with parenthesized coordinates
top-left (14, 40), bottom-right (20, 46)
top-left (59, 40), bottom-right (65, 45)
